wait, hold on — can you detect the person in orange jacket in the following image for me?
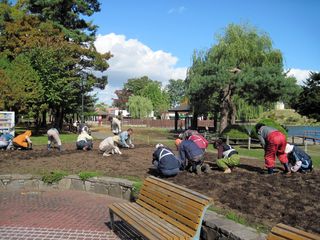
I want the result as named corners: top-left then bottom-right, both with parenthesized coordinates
top-left (13, 130), bottom-right (32, 150)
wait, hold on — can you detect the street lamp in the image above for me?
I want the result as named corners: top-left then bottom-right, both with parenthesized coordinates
top-left (81, 72), bottom-right (88, 124)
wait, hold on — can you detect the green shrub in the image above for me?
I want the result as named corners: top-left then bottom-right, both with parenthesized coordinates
top-left (78, 171), bottom-right (100, 181)
top-left (131, 180), bottom-right (143, 200)
top-left (220, 125), bottom-right (249, 138)
top-left (42, 171), bottom-right (68, 184)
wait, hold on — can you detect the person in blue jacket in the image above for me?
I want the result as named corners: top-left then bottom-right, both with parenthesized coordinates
top-left (117, 128), bottom-right (134, 148)
top-left (175, 139), bottom-right (211, 174)
top-left (152, 143), bottom-right (181, 177)
top-left (285, 143), bottom-right (313, 173)
top-left (0, 132), bottom-right (14, 150)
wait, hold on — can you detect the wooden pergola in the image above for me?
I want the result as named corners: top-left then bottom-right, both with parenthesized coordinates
top-left (168, 104), bottom-right (192, 131)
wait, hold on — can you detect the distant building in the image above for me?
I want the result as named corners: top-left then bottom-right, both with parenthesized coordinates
top-left (275, 102), bottom-right (285, 110)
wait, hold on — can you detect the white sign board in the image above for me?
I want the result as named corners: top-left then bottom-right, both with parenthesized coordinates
top-left (0, 111), bottom-right (15, 135)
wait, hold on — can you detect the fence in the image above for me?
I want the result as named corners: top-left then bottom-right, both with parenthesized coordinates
top-left (121, 119), bottom-right (214, 129)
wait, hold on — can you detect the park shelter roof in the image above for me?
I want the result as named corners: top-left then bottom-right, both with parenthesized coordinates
top-left (168, 104), bottom-right (191, 112)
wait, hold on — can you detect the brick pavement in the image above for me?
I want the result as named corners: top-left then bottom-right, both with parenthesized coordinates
top-left (0, 190), bottom-right (136, 240)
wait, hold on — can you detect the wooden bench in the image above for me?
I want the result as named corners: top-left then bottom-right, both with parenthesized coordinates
top-left (267, 223), bottom-right (320, 240)
top-left (109, 176), bottom-right (213, 240)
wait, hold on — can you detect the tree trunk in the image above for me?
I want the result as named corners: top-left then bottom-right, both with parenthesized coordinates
top-left (219, 86), bottom-right (231, 133)
top-left (192, 110), bottom-right (198, 130)
top-left (229, 99), bottom-right (236, 125)
top-left (41, 111), bottom-right (47, 128)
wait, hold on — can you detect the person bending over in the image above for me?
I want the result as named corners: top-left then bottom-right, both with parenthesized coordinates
top-left (99, 136), bottom-right (122, 157)
top-left (117, 128), bottom-right (134, 148)
top-left (13, 130), bottom-right (32, 150)
top-left (285, 143), bottom-right (313, 173)
top-left (76, 126), bottom-right (93, 151)
top-left (47, 128), bottom-right (62, 151)
top-left (175, 139), bottom-right (210, 174)
top-left (255, 123), bottom-right (290, 174)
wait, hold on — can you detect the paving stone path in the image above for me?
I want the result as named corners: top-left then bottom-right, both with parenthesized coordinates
top-left (0, 190), bottom-right (125, 240)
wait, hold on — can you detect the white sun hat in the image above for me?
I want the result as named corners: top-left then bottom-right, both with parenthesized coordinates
top-left (155, 143), bottom-right (164, 149)
top-left (285, 143), bottom-right (294, 154)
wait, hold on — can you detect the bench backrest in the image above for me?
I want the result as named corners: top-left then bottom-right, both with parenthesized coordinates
top-left (136, 176), bottom-right (213, 239)
top-left (267, 223), bottom-right (320, 240)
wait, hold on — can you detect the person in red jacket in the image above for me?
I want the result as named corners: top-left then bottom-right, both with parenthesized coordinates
top-left (255, 123), bottom-right (290, 174)
top-left (188, 134), bottom-right (209, 151)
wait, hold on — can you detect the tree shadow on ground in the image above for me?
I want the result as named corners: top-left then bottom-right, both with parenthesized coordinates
top-left (237, 164), bottom-right (265, 173)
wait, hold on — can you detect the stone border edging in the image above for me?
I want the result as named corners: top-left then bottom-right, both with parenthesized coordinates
top-left (0, 174), bottom-right (266, 240)
top-left (0, 174), bottom-right (133, 200)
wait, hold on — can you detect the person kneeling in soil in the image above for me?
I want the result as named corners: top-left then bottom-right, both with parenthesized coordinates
top-left (213, 139), bottom-right (239, 174)
top-left (99, 136), bottom-right (122, 157)
top-left (152, 143), bottom-right (181, 177)
top-left (76, 126), bottom-right (93, 151)
top-left (13, 130), bottom-right (33, 150)
top-left (175, 139), bottom-right (211, 174)
top-left (117, 128), bottom-right (134, 149)
top-left (285, 143), bottom-right (313, 173)
top-left (255, 123), bottom-right (290, 174)
top-left (47, 128), bottom-right (62, 151)
top-left (0, 132), bottom-right (14, 150)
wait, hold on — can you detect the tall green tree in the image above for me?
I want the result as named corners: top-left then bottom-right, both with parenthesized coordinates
top-left (293, 72), bottom-right (320, 121)
top-left (187, 23), bottom-right (299, 132)
top-left (0, 54), bottom-right (43, 120)
top-left (0, 1), bottom-right (111, 128)
top-left (140, 81), bottom-right (169, 118)
top-left (124, 76), bottom-right (157, 95)
top-left (165, 79), bottom-right (186, 107)
top-left (128, 96), bottom-right (153, 119)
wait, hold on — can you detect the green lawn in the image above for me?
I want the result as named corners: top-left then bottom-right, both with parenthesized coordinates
top-left (32, 133), bottom-right (78, 145)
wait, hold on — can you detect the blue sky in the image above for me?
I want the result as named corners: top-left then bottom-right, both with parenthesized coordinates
top-left (92, 0), bottom-right (320, 104)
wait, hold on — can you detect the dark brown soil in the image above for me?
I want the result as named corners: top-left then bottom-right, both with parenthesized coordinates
top-left (0, 142), bottom-right (319, 234)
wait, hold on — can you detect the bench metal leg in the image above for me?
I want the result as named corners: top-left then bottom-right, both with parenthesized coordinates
top-left (109, 209), bottom-right (115, 230)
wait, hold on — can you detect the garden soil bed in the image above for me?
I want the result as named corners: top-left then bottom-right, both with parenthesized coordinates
top-left (0, 142), bottom-right (319, 234)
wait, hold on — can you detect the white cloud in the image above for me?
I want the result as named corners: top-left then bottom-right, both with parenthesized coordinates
top-left (94, 33), bottom-right (187, 104)
top-left (168, 6), bottom-right (186, 14)
top-left (286, 68), bottom-right (312, 85)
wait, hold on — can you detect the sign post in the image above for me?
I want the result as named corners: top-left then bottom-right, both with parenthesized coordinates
top-left (0, 111), bottom-right (15, 136)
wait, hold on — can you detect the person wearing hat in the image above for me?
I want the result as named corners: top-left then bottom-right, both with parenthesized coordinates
top-left (175, 139), bottom-right (211, 174)
top-left (152, 144), bottom-right (181, 177)
top-left (255, 123), bottom-right (290, 174)
top-left (213, 139), bottom-right (239, 173)
top-left (285, 143), bottom-right (313, 173)
top-left (99, 136), bottom-right (122, 157)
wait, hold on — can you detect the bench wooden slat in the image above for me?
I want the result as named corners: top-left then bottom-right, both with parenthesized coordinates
top-left (276, 223), bottom-right (320, 240)
top-left (120, 203), bottom-right (180, 240)
top-left (109, 176), bottom-right (213, 240)
top-left (110, 203), bottom-right (181, 240)
top-left (267, 233), bottom-right (288, 240)
top-left (138, 194), bottom-right (199, 231)
top-left (127, 203), bottom-right (188, 240)
top-left (110, 204), bottom-right (166, 240)
top-left (136, 199), bottom-right (195, 237)
top-left (267, 223), bottom-right (320, 240)
top-left (142, 181), bottom-right (205, 210)
top-left (140, 185), bottom-right (202, 218)
top-left (147, 176), bottom-right (212, 204)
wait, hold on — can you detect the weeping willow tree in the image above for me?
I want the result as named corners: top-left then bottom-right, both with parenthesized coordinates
top-left (233, 95), bottom-right (265, 122)
top-left (128, 96), bottom-right (153, 119)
